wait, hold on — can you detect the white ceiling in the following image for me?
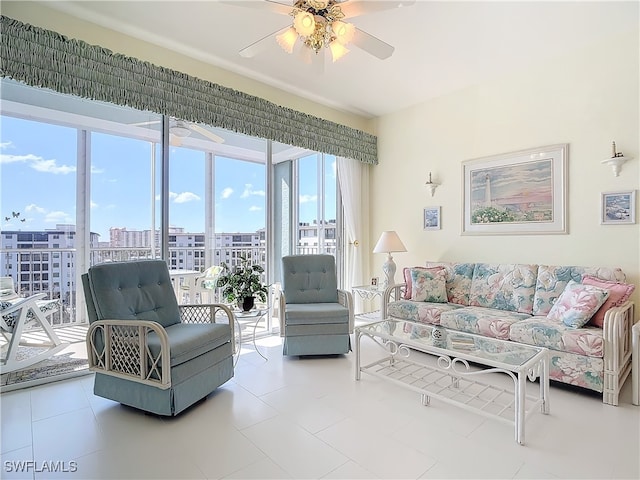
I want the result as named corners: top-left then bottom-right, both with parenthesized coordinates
top-left (38, 1), bottom-right (640, 118)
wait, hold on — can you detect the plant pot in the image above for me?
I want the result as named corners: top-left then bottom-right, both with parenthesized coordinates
top-left (239, 296), bottom-right (255, 312)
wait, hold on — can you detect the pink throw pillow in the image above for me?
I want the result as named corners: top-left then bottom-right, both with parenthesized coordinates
top-left (582, 275), bottom-right (635, 327)
top-left (403, 266), bottom-right (445, 300)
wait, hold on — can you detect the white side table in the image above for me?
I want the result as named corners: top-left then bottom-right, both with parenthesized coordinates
top-left (352, 285), bottom-right (386, 321)
top-left (632, 321), bottom-right (639, 406)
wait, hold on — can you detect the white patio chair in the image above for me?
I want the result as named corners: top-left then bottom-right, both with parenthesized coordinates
top-left (0, 277), bottom-right (67, 373)
top-left (182, 265), bottom-right (223, 304)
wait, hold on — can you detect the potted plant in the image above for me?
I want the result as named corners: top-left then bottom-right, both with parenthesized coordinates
top-left (217, 254), bottom-right (268, 311)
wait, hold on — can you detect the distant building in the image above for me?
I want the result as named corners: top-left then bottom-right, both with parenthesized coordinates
top-left (1, 221), bottom-right (336, 311)
top-left (0, 225), bottom-right (100, 302)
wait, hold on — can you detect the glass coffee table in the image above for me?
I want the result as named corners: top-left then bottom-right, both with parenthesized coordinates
top-left (355, 319), bottom-right (550, 445)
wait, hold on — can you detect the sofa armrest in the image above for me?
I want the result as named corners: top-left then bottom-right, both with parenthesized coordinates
top-left (86, 319), bottom-right (172, 390)
top-left (602, 300), bottom-right (635, 405)
top-left (338, 289), bottom-right (354, 333)
top-left (381, 283), bottom-right (406, 319)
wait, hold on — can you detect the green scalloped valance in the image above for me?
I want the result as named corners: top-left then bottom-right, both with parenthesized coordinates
top-left (0, 16), bottom-right (377, 164)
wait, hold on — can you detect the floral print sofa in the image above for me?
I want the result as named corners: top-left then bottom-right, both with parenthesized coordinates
top-left (381, 262), bottom-right (636, 405)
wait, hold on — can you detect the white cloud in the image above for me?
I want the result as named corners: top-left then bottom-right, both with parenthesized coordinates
top-left (169, 192), bottom-right (178, 200)
top-left (0, 152), bottom-right (76, 174)
top-left (1, 141), bottom-right (14, 150)
top-left (0, 153), bottom-right (39, 164)
top-left (25, 204), bottom-right (46, 214)
top-left (249, 206), bottom-right (262, 212)
top-left (45, 211), bottom-right (73, 223)
top-left (173, 192), bottom-right (200, 204)
top-left (221, 188), bottom-right (233, 199)
top-left (241, 184), bottom-right (265, 198)
top-left (299, 194), bottom-right (317, 203)
top-left (90, 201), bottom-right (98, 209)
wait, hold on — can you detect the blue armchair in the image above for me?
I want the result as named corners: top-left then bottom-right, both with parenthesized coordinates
top-left (83, 260), bottom-right (235, 416)
top-left (278, 254), bottom-right (354, 356)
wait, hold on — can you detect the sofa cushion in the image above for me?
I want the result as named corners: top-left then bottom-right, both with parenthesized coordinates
top-left (403, 266), bottom-right (445, 299)
top-left (439, 306), bottom-right (530, 340)
top-left (582, 275), bottom-right (635, 327)
top-left (533, 265), bottom-right (626, 317)
top-left (509, 317), bottom-right (604, 358)
top-left (468, 263), bottom-right (538, 314)
top-left (546, 280), bottom-right (609, 328)
top-left (387, 300), bottom-right (462, 325)
top-left (426, 262), bottom-right (475, 305)
top-left (411, 268), bottom-right (447, 303)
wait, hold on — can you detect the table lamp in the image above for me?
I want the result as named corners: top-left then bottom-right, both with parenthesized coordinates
top-left (372, 231), bottom-right (407, 288)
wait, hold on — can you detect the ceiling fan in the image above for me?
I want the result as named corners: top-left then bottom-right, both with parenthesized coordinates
top-left (131, 118), bottom-right (225, 146)
top-left (231, 0), bottom-right (415, 63)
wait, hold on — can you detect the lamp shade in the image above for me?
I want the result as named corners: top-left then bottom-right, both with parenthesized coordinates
top-left (373, 231), bottom-right (407, 254)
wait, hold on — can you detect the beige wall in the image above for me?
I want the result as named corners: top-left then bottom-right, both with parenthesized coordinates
top-left (371, 28), bottom-right (640, 305)
top-left (1, 2), bottom-right (374, 134)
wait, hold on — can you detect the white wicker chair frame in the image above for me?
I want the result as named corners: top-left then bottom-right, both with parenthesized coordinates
top-left (86, 304), bottom-right (235, 389)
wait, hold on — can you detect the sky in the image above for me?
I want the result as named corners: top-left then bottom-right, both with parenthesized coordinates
top-left (0, 115), bottom-right (336, 240)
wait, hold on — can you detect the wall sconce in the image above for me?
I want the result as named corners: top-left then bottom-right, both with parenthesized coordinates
top-left (425, 172), bottom-right (440, 197)
top-left (602, 141), bottom-right (633, 177)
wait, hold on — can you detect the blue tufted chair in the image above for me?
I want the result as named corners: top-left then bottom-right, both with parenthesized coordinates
top-left (82, 260), bottom-right (235, 416)
top-left (279, 254), bottom-right (354, 356)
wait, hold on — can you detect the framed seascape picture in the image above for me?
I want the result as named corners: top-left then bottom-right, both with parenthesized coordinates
top-left (424, 206), bottom-right (441, 230)
top-left (462, 144), bottom-right (568, 235)
top-left (601, 190), bottom-right (636, 224)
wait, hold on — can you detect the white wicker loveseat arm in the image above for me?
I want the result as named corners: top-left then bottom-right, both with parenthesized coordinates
top-left (178, 303), bottom-right (236, 352)
top-left (602, 300), bottom-right (635, 405)
top-left (86, 319), bottom-right (172, 390)
top-left (381, 283), bottom-right (406, 319)
top-left (338, 289), bottom-right (354, 333)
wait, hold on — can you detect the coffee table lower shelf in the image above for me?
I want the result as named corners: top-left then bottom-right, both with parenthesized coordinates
top-left (360, 356), bottom-right (544, 430)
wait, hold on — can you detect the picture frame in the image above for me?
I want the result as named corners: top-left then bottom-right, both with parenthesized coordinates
top-left (370, 277), bottom-right (379, 287)
top-left (424, 206), bottom-right (441, 230)
top-left (462, 144), bottom-right (568, 235)
top-left (601, 190), bottom-right (636, 225)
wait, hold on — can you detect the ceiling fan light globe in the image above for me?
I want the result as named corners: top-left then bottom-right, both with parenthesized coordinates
top-left (293, 11), bottom-right (316, 36)
top-left (329, 40), bottom-right (349, 62)
top-left (276, 27), bottom-right (298, 54)
top-left (332, 20), bottom-right (354, 45)
top-left (171, 125), bottom-right (190, 138)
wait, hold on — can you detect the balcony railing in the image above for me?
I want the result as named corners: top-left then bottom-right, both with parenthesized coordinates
top-left (1, 244), bottom-right (334, 326)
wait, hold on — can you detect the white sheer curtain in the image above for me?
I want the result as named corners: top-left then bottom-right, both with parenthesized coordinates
top-left (337, 156), bottom-right (369, 312)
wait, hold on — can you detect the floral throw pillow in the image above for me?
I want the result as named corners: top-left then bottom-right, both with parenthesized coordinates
top-left (546, 280), bottom-right (610, 329)
top-left (581, 275), bottom-right (635, 327)
top-left (403, 266), bottom-right (444, 300)
top-left (411, 268), bottom-right (448, 303)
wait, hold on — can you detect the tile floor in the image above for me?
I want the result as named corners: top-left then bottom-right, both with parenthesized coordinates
top-left (1, 329), bottom-right (639, 479)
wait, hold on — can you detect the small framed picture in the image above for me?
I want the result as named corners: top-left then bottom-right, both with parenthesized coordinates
top-left (601, 190), bottom-right (636, 224)
top-left (371, 277), bottom-right (378, 287)
top-left (424, 206), bottom-right (441, 230)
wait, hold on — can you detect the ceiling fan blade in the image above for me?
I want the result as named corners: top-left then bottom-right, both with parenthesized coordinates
top-left (340, 0), bottom-right (415, 19)
top-left (189, 124), bottom-right (225, 144)
top-left (130, 120), bottom-right (162, 126)
top-left (219, 0), bottom-right (293, 16)
top-left (239, 26), bottom-right (289, 58)
top-left (351, 27), bottom-right (394, 59)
